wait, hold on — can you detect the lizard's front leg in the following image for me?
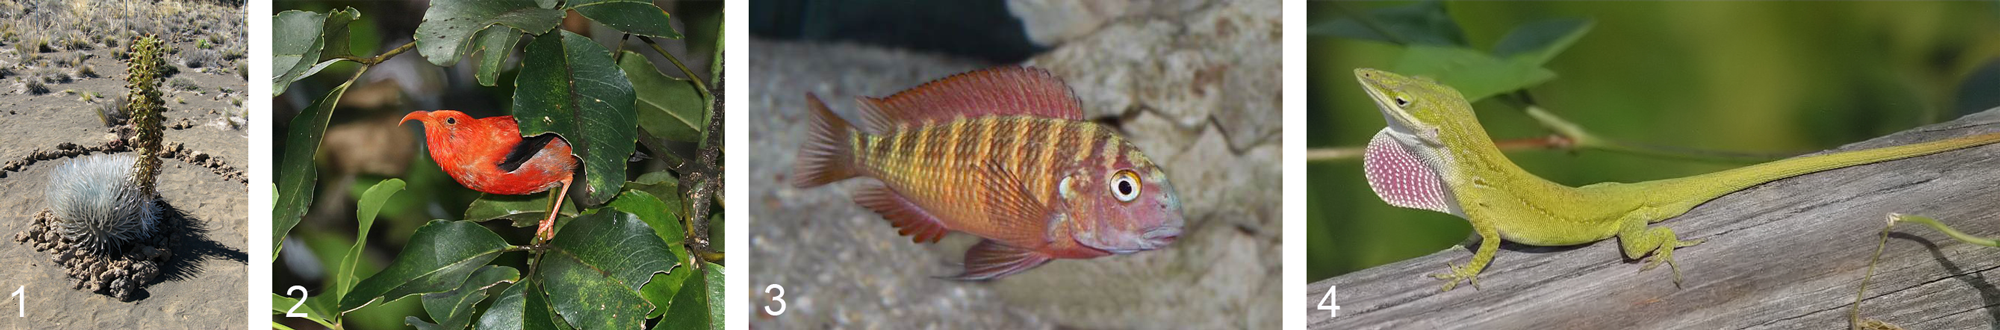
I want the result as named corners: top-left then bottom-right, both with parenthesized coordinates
top-left (1615, 211), bottom-right (1706, 286)
top-left (1433, 216), bottom-right (1501, 291)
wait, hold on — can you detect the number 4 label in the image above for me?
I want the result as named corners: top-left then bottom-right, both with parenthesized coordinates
top-left (1317, 285), bottom-right (1340, 318)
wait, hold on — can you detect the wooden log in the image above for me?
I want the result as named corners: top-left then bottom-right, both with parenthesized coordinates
top-left (1306, 108), bottom-right (2000, 329)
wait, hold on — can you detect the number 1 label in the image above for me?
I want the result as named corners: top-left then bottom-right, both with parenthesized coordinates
top-left (11, 285), bottom-right (21, 317)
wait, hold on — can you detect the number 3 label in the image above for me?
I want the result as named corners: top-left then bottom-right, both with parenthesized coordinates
top-left (764, 284), bottom-right (786, 316)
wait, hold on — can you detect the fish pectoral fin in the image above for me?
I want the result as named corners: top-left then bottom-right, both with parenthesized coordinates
top-left (853, 181), bottom-right (952, 244)
top-left (982, 162), bottom-right (1063, 246)
top-left (943, 240), bottom-right (1052, 281)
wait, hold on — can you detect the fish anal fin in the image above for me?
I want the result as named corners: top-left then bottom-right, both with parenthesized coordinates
top-left (944, 240), bottom-right (1052, 281)
top-left (857, 66), bottom-right (1084, 132)
top-left (852, 182), bottom-right (951, 243)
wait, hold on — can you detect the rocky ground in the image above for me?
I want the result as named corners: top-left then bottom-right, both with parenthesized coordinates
top-left (0, 0), bottom-right (246, 327)
top-left (748, 0), bottom-right (1281, 328)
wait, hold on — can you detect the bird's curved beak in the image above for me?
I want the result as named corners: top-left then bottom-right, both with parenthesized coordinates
top-left (399, 111), bottom-right (428, 126)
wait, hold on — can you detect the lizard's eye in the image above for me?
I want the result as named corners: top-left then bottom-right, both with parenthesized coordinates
top-left (1393, 96), bottom-right (1411, 108)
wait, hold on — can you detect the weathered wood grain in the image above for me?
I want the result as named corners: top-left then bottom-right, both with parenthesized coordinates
top-left (1307, 108), bottom-right (2000, 329)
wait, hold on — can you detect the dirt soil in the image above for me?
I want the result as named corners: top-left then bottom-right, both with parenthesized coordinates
top-left (0, 0), bottom-right (247, 327)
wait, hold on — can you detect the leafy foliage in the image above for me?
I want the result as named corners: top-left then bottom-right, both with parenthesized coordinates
top-left (271, 0), bottom-right (724, 328)
top-left (1312, 0), bottom-right (1591, 102)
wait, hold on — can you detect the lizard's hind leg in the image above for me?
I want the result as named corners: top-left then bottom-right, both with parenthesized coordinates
top-left (1616, 214), bottom-right (1706, 287)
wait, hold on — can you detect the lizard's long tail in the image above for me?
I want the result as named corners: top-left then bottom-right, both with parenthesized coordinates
top-left (1659, 131), bottom-right (2000, 203)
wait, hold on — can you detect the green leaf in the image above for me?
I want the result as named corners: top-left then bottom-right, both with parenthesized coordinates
top-left (414, 0), bottom-right (563, 66)
top-left (419, 265), bottom-right (519, 330)
top-left (408, 317), bottom-right (446, 330)
top-left (619, 51), bottom-right (710, 142)
top-left (272, 8), bottom-right (359, 96)
top-left (1391, 45), bottom-right (1555, 102)
top-left (337, 179), bottom-right (406, 302)
top-left (606, 190), bottom-right (686, 252)
top-left (340, 220), bottom-right (512, 312)
top-left (270, 183), bottom-right (279, 262)
top-left (607, 189), bottom-right (690, 318)
top-left (475, 280), bottom-right (570, 330)
top-left (661, 263), bottom-right (723, 330)
top-left (513, 30), bottom-right (638, 207)
top-left (627, 171), bottom-right (682, 204)
top-left (1491, 19), bottom-right (1594, 66)
top-left (273, 77), bottom-right (358, 259)
top-left (707, 212), bottom-right (723, 253)
top-left (540, 211), bottom-right (677, 328)
top-left (471, 25), bottom-right (524, 87)
top-left (1308, 0), bottom-right (1464, 46)
top-left (271, 292), bottom-right (336, 328)
top-left (567, 0), bottom-right (682, 38)
top-left (464, 192), bottom-right (579, 227)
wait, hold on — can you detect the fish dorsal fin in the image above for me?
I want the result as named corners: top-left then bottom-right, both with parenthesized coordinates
top-left (858, 66), bottom-right (1084, 132)
top-left (1363, 129), bottom-right (1457, 215)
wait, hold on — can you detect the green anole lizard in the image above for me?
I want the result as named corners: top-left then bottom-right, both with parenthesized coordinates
top-left (1353, 68), bottom-right (2000, 291)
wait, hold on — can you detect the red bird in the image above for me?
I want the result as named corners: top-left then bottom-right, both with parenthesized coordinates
top-left (401, 110), bottom-right (578, 241)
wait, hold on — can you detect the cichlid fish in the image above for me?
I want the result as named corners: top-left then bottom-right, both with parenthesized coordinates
top-left (792, 67), bottom-right (1185, 280)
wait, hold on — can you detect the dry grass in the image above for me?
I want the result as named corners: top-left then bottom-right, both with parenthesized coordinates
top-left (168, 77), bottom-right (198, 92)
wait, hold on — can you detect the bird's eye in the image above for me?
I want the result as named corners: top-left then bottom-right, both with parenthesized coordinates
top-left (1110, 170), bottom-right (1141, 202)
top-left (1393, 96), bottom-right (1411, 108)
top-left (444, 117), bottom-right (457, 125)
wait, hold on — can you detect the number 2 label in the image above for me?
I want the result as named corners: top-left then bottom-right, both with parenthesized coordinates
top-left (285, 286), bottom-right (309, 318)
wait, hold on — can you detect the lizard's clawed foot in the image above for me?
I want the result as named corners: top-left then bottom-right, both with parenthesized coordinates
top-left (1430, 262), bottom-right (1482, 292)
top-left (1637, 240), bottom-right (1696, 286)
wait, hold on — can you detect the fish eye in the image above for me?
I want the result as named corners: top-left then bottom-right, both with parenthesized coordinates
top-left (1111, 170), bottom-right (1140, 202)
top-left (444, 117), bottom-right (457, 125)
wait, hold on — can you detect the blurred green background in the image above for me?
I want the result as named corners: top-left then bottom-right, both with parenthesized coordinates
top-left (1307, 1), bottom-right (2000, 282)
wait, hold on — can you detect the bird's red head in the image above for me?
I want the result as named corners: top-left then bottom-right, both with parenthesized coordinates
top-left (399, 110), bottom-right (477, 133)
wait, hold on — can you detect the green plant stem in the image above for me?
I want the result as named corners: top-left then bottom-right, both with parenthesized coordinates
top-left (636, 35), bottom-right (710, 96)
top-left (1522, 106), bottom-right (1789, 163)
top-left (1851, 213), bottom-right (1994, 329)
top-left (333, 41), bottom-right (416, 66)
top-left (1307, 135), bottom-right (1573, 162)
top-left (1852, 216), bottom-right (1893, 329)
top-left (1307, 105), bottom-right (1794, 163)
top-left (1890, 213), bottom-right (1999, 247)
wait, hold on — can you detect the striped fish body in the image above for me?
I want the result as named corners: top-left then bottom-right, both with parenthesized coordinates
top-left (856, 115), bottom-right (1124, 250)
top-left (792, 67), bottom-right (1185, 280)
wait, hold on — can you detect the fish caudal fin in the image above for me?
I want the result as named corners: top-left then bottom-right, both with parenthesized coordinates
top-left (945, 240), bottom-right (1052, 281)
top-left (792, 93), bottom-right (860, 188)
top-left (853, 182), bottom-right (952, 243)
